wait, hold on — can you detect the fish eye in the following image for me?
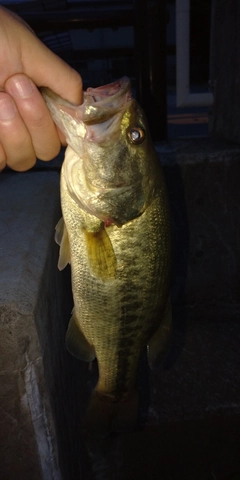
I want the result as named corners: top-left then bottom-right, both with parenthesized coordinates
top-left (127, 127), bottom-right (145, 144)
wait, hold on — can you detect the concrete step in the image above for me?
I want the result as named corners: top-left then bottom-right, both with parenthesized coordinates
top-left (0, 171), bottom-right (64, 480)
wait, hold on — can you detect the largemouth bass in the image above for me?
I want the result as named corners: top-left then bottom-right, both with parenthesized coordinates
top-left (42, 77), bottom-right (172, 435)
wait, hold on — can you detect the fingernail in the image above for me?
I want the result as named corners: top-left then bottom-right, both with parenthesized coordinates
top-left (0, 97), bottom-right (17, 120)
top-left (7, 76), bottom-right (34, 98)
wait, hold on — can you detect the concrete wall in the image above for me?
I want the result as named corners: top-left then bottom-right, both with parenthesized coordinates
top-left (211, 0), bottom-right (240, 143)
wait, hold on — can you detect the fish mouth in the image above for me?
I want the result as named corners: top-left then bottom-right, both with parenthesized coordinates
top-left (82, 77), bottom-right (132, 124)
top-left (41, 77), bottom-right (132, 143)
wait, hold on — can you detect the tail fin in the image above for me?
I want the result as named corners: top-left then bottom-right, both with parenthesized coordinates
top-left (83, 390), bottom-right (138, 437)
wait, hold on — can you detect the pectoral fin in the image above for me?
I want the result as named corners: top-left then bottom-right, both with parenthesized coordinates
top-left (84, 224), bottom-right (116, 280)
top-left (147, 296), bottom-right (172, 367)
top-left (55, 217), bottom-right (71, 271)
top-left (66, 310), bottom-right (95, 361)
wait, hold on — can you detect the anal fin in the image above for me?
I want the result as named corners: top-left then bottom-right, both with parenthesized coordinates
top-left (66, 310), bottom-right (95, 361)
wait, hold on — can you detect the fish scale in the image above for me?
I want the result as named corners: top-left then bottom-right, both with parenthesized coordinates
top-left (61, 167), bottom-right (171, 398)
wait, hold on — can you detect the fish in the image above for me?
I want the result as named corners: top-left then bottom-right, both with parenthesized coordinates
top-left (41, 77), bottom-right (172, 435)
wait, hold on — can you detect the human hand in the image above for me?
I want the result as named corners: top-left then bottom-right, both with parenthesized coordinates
top-left (0, 6), bottom-right (82, 172)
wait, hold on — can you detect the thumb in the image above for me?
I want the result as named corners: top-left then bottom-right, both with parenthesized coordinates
top-left (21, 31), bottom-right (83, 104)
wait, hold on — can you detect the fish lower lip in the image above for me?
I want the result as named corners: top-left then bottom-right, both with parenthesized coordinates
top-left (88, 181), bottom-right (129, 192)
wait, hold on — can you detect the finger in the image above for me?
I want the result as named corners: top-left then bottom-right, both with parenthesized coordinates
top-left (5, 74), bottom-right (61, 161)
top-left (0, 92), bottom-right (36, 171)
top-left (0, 7), bottom-right (83, 105)
top-left (57, 127), bottom-right (67, 146)
top-left (20, 33), bottom-right (83, 104)
top-left (0, 143), bottom-right (7, 172)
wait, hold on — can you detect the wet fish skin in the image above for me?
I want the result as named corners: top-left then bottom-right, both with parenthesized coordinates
top-left (42, 78), bottom-right (172, 434)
